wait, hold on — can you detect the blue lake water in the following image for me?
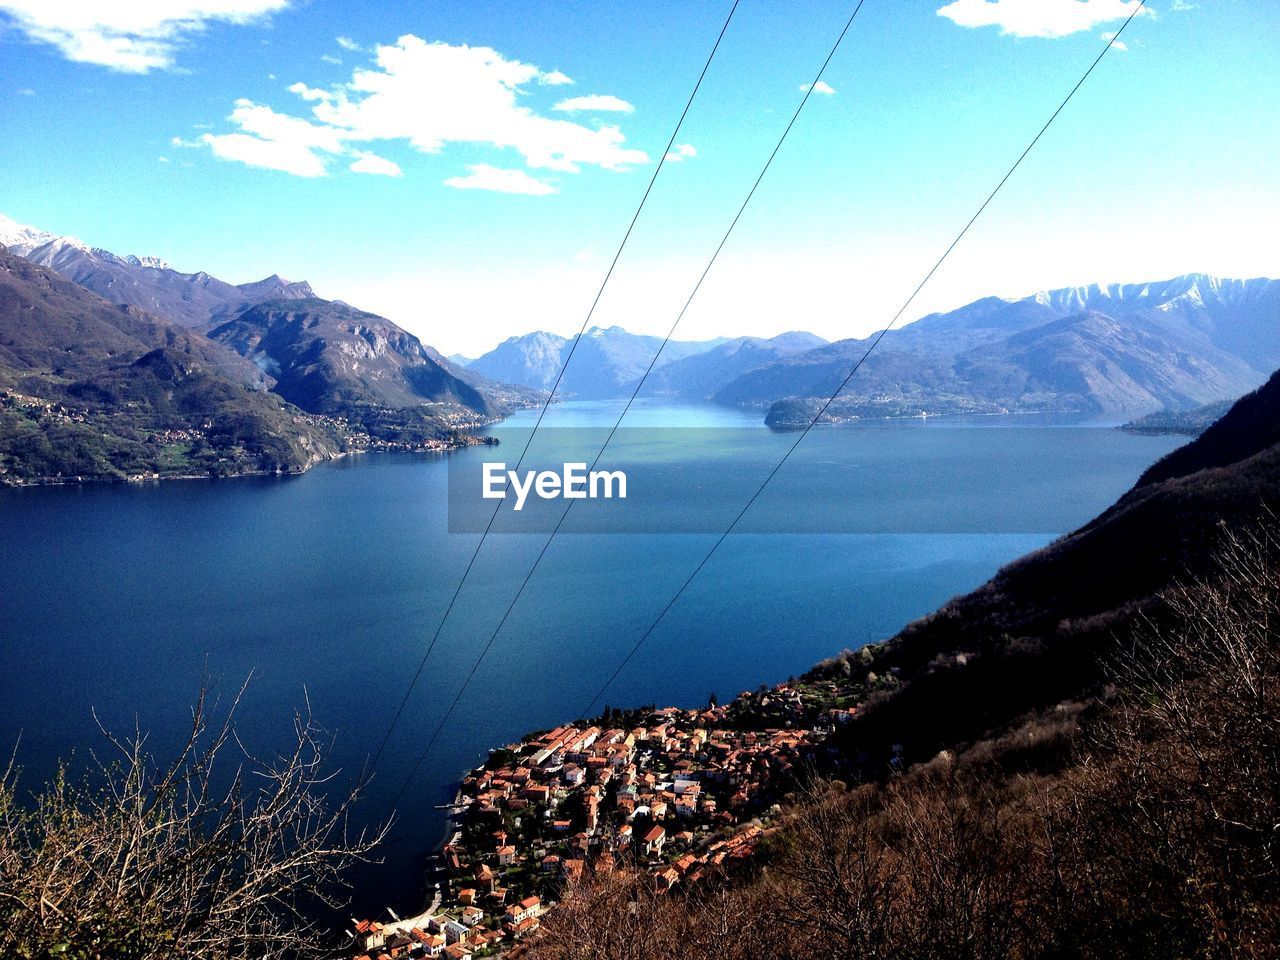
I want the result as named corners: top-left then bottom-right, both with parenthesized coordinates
top-left (0, 401), bottom-right (1183, 916)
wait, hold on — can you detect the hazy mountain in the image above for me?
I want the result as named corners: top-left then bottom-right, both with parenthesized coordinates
top-left (1120, 399), bottom-right (1237, 437)
top-left (469, 330), bottom-right (570, 392)
top-left (0, 246), bottom-right (341, 482)
top-left (467, 326), bottom-right (734, 400)
top-left (646, 331), bottom-right (829, 400)
top-left (448, 353), bottom-right (475, 367)
top-left (720, 274), bottom-right (1278, 422)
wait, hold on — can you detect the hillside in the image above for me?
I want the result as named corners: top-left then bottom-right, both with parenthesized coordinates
top-left (208, 298), bottom-right (501, 426)
top-left (0, 212), bottom-right (542, 454)
top-left (805, 367), bottom-right (1280, 761)
top-left (722, 273), bottom-right (1278, 422)
top-left (0, 246), bottom-right (343, 482)
top-left (1120, 398), bottom-right (1235, 436)
top-left (519, 374), bottom-right (1280, 960)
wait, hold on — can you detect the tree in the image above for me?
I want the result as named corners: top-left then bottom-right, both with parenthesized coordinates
top-left (0, 683), bottom-right (388, 960)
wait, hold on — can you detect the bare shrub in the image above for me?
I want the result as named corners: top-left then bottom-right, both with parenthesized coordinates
top-left (0, 683), bottom-right (388, 960)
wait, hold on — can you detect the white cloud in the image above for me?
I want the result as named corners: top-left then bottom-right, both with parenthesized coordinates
top-left (200, 98), bottom-right (343, 177)
top-left (309, 37), bottom-right (648, 173)
top-left (1101, 30), bottom-right (1128, 51)
top-left (189, 36), bottom-right (647, 186)
top-left (552, 94), bottom-right (634, 113)
top-left (538, 69), bottom-right (573, 86)
top-left (0, 0), bottom-right (290, 72)
top-left (443, 164), bottom-right (557, 195)
top-left (936, 0), bottom-right (1147, 38)
top-left (349, 149), bottom-right (401, 176)
top-left (319, 52), bottom-right (342, 65)
top-left (800, 80), bottom-right (837, 96)
top-left (16, 86), bottom-right (34, 95)
top-left (288, 81), bottom-right (331, 102)
top-left (157, 155), bottom-right (171, 163)
top-left (663, 143), bottom-right (697, 163)
top-left (335, 35), bottom-right (361, 51)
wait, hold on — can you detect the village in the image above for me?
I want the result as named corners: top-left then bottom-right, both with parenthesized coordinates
top-left (349, 678), bottom-right (866, 959)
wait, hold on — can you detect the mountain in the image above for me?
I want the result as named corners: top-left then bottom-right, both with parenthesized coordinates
top-left (207, 298), bottom-right (506, 425)
top-left (718, 274), bottom-right (1279, 422)
top-left (469, 331), bottom-right (570, 392)
top-left (1120, 398), bottom-right (1237, 436)
top-left (645, 331), bottom-right (828, 400)
top-left (0, 246), bottom-right (342, 482)
top-left (0, 213), bottom-right (315, 328)
top-left (1, 212), bottom-right (540, 442)
top-left (467, 326), bottom-right (735, 400)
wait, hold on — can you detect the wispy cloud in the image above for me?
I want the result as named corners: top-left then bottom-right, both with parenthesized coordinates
top-left (936, 0), bottom-right (1148, 39)
top-left (553, 94), bottom-right (634, 113)
top-left (349, 150), bottom-right (401, 177)
top-left (335, 35), bottom-right (361, 52)
top-left (538, 69), bottom-right (574, 86)
top-left (443, 164), bottom-right (557, 195)
top-left (1101, 30), bottom-right (1128, 51)
top-left (663, 143), bottom-right (697, 163)
top-left (201, 99), bottom-right (343, 177)
top-left (0, 0), bottom-right (291, 72)
top-left (800, 80), bottom-right (837, 96)
top-left (189, 36), bottom-right (647, 191)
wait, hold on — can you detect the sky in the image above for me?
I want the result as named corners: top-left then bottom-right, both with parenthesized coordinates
top-left (1, 0), bottom-right (1277, 357)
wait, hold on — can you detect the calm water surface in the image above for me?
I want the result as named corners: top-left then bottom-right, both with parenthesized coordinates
top-left (0, 401), bottom-right (1182, 915)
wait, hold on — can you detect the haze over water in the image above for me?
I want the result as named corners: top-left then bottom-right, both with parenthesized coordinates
top-left (0, 401), bottom-right (1182, 914)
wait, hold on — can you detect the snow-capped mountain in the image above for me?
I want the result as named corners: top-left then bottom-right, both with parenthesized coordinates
top-left (0, 212), bottom-right (309, 327)
top-left (0, 213), bottom-right (171, 270)
top-left (715, 273), bottom-right (1280, 418)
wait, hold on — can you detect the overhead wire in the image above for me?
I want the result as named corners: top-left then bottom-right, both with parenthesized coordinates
top-left (362, 0), bottom-right (744, 782)
top-left (386, 0), bottom-right (871, 809)
top-left (574, 0), bottom-right (1148, 721)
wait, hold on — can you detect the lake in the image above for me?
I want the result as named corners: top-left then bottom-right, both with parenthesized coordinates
top-left (0, 401), bottom-right (1182, 917)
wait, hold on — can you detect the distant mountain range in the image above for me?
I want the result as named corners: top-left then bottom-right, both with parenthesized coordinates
top-left (464, 275), bottom-right (1276, 420)
top-left (737, 275), bottom-right (1279, 424)
top-left (467, 327), bottom-right (828, 401)
top-left (3, 209), bottom-right (1276, 483)
top-left (0, 213), bottom-right (539, 483)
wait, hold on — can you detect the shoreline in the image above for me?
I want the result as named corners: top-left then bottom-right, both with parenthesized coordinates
top-left (0, 429), bottom-right (499, 489)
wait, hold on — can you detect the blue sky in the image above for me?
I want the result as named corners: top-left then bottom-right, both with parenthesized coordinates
top-left (1, 0), bottom-right (1277, 355)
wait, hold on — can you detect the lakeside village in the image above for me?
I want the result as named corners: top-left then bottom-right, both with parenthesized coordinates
top-left (349, 671), bottom-right (876, 959)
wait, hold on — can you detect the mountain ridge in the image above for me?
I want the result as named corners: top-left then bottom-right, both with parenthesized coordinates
top-left (0, 212), bottom-right (542, 441)
top-left (733, 273), bottom-right (1277, 423)
top-left (0, 245), bottom-right (344, 482)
